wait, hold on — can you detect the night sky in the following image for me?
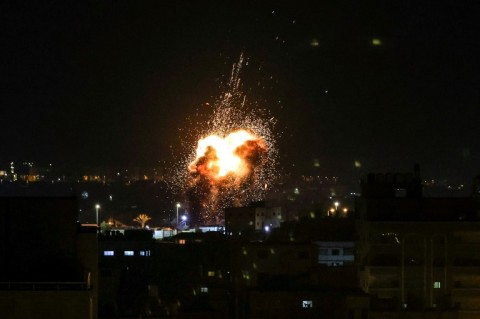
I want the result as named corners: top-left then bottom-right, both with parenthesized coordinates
top-left (2, 1), bottom-right (479, 182)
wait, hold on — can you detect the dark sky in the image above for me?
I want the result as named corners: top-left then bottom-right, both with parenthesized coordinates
top-left (2, 1), bottom-right (479, 182)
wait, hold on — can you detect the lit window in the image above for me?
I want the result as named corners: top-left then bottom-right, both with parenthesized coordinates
top-left (208, 271), bottom-right (215, 277)
top-left (434, 281), bottom-right (441, 289)
top-left (139, 250), bottom-right (151, 257)
top-left (179, 239), bottom-right (186, 245)
top-left (103, 251), bottom-right (114, 256)
top-left (200, 287), bottom-right (208, 293)
top-left (302, 300), bottom-right (313, 308)
top-left (124, 251), bottom-right (134, 256)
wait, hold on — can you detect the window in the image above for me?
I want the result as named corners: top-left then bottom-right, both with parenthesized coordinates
top-left (103, 250), bottom-right (114, 256)
top-left (302, 300), bottom-right (313, 308)
top-left (331, 249), bottom-right (340, 256)
top-left (124, 251), bottom-right (134, 256)
top-left (208, 271), bottom-right (215, 277)
top-left (200, 287), bottom-right (208, 293)
top-left (139, 250), bottom-right (151, 256)
top-left (434, 281), bottom-right (441, 289)
top-left (179, 239), bottom-right (186, 245)
top-left (319, 248), bottom-right (328, 255)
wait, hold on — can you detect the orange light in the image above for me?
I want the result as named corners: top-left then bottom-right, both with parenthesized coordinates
top-left (189, 129), bottom-right (266, 180)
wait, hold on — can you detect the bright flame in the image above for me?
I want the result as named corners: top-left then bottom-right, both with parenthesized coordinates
top-left (189, 129), bottom-right (266, 180)
top-left (173, 53), bottom-right (278, 225)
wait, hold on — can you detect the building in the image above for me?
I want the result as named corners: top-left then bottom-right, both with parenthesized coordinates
top-left (225, 201), bottom-right (282, 235)
top-left (0, 196), bottom-right (98, 319)
top-left (356, 170), bottom-right (480, 319)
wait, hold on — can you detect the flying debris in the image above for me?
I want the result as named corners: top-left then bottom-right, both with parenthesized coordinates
top-left (173, 54), bottom-right (279, 225)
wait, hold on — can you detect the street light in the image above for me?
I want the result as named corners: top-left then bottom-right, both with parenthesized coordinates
top-left (95, 204), bottom-right (100, 226)
top-left (334, 201), bottom-right (339, 212)
top-left (181, 215), bottom-right (188, 229)
top-left (176, 203), bottom-right (181, 229)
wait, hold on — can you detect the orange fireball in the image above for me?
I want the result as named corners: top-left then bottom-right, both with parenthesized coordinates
top-left (189, 129), bottom-right (266, 181)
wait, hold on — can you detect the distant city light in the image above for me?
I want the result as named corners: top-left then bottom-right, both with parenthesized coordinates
top-left (310, 38), bottom-right (320, 47)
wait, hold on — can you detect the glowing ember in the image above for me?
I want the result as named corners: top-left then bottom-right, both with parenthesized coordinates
top-left (173, 54), bottom-right (278, 225)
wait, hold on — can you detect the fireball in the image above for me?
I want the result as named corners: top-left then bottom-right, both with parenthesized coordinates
top-left (189, 129), bottom-right (266, 180)
top-left (174, 54), bottom-right (278, 225)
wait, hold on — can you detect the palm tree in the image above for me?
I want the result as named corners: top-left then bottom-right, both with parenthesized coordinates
top-left (133, 213), bottom-right (152, 228)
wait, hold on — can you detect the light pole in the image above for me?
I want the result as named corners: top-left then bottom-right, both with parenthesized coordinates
top-left (95, 204), bottom-right (100, 226)
top-left (176, 203), bottom-right (181, 229)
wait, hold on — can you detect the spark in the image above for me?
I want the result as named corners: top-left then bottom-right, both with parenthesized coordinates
top-left (173, 54), bottom-right (279, 225)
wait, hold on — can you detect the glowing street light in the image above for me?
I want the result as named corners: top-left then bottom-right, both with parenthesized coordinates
top-left (181, 215), bottom-right (188, 229)
top-left (176, 203), bottom-right (181, 229)
top-left (95, 204), bottom-right (100, 226)
top-left (334, 201), bottom-right (339, 212)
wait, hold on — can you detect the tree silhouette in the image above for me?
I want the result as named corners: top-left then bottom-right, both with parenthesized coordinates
top-left (133, 214), bottom-right (152, 228)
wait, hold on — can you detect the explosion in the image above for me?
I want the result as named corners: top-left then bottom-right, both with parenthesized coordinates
top-left (175, 54), bottom-right (278, 225)
top-left (189, 130), bottom-right (266, 180)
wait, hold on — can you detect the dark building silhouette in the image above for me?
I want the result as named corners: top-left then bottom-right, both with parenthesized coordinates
top-left (356, 168), bottom-right (480, 318)
top-left (0, 195), bottom-right (98, 319)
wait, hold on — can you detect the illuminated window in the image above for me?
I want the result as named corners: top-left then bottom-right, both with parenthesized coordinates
top-left (103, 251), bottom-right (114, 256)
top-left (208, 271), bottom-right (215, 277)
top-left (139, 250), bottom-right (151, 257)
top-left (200, 287), bottom-right (208, 293)
top-left (302, 300), bottom-right (313, 308)
top-left (124, 251), bottom-right (134, 256)
top-left (179, 239), bottom-right (186, 245)
top-left (434, 281), bottom-right (441, 289)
